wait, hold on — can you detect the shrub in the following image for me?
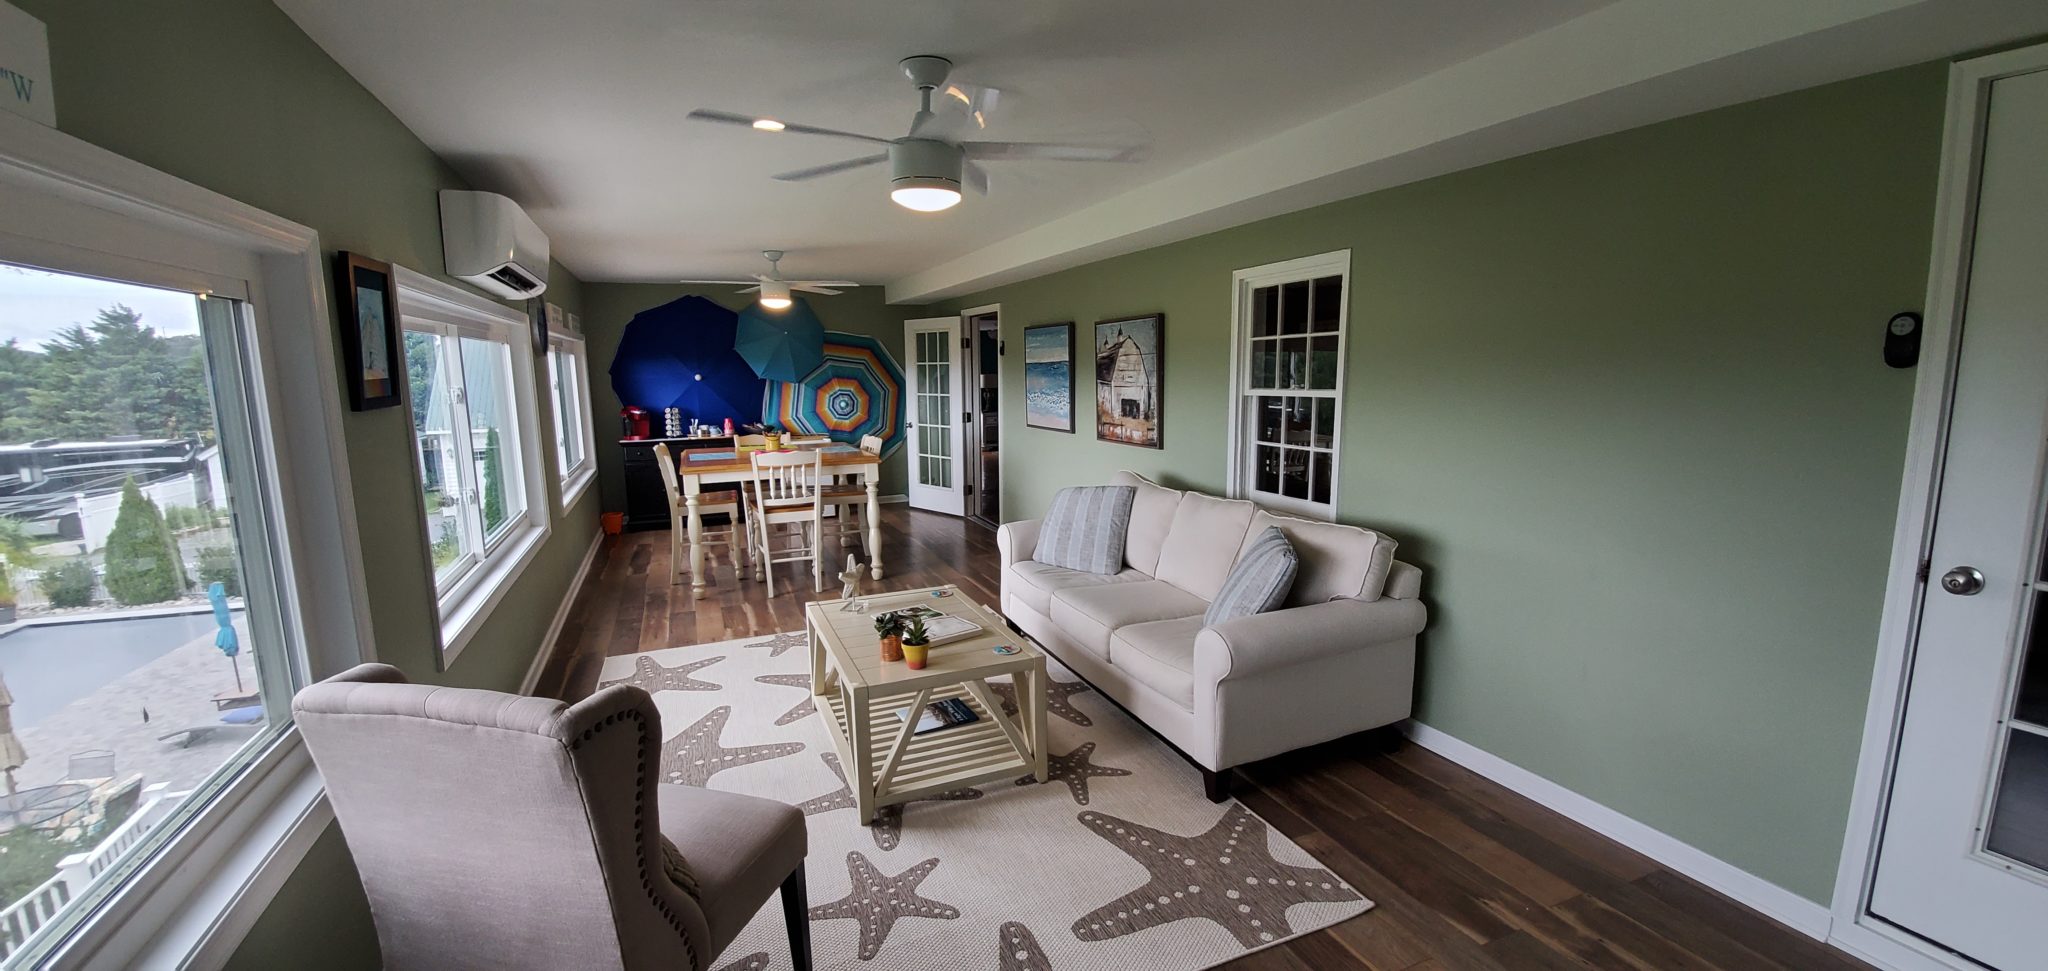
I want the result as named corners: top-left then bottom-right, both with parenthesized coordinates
top-left (39, 557), bottom-right (96, 608)
top-left (103, 479), bottom-right (186, 605)
top-left (0, 569), bottom-right (15, 609)
top-left (197, 545), bottom-right (239, 598)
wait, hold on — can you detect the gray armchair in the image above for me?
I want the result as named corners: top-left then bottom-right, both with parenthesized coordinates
top-left (294, 663), bottom-right (810, 971)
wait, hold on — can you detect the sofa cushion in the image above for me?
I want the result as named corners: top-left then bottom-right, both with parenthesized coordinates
top-left (1111, 616), bottom-right (1203, 711)
top-left (1239, 510), bottom-right (1399, 604)
top-left (1049, 580), bottom-right (1208, 661)
top-left (1033, 485), bottom-right (1136, 574)
top-left (1204, 526), bottom-right (1299, 626)
top-left (1110, 470), bottom-right (1183, 575)
top-left (1005, 560), bottom-right (1149, 616)
top-left (1152, 491), bottom-right (1259, 601)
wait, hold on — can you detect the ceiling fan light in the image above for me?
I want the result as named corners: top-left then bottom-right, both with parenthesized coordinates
top-left (759, 280), bottom-right (793, 309)
top-left (752, 118), bottom-right (786, 131)
top-left (891, 178), bottom-right (962, 212)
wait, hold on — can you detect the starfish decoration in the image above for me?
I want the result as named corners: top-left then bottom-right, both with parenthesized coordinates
top-left (1015, 741), bottom-right (1131, 806)
top-left (796, 753), bottom-right (981, 850)
top-left (658, 706), bottom-right (804, 787)
top-left (997, 921), bottom-right (1052, 971)
top-left (987, 676), bottom-right (1094, 727)
top-left (808, 851), bottom-right (960, 960)
top-left (753, 673), bottom-right (818, 726)
top-left (713, 954), bottom-right (768, 971)
top-left (748, 630), bottom-right (809, 658)
top-left (1072, 803), bottom-right (1361, 947)
top-left (599, 654), bottom-right (725, 694)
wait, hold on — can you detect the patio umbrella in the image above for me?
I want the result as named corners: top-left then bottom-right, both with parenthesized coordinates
top-left (608, 296), bottom-right (761, 427)
top-left (735, 298), bottom-right (826, 384)
top-left (762, 332), bottom-right (905, 455)
top-left (0, 673), bottom-right (23, 797)
top-left (210, 581), bottom-right (242, 693)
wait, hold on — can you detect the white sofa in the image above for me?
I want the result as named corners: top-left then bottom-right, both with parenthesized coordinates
top-left (997, 471), bottom-right (1427, 800)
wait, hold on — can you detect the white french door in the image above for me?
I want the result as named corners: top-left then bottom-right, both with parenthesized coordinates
top-left (1867, 63), bottom-right (2048, 970)
top-left (904, 316), bottom-right (965, 515)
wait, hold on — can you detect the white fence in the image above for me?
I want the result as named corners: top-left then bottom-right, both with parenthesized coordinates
top-left (0, 783), bottom-right (183, 961)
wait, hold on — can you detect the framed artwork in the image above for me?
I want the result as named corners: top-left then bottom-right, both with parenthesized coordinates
top-left (1022, 322), bottom-right (1075, 432)
top-left (527, 298), bottom-right (550, 354)
top-left (336, 252), bottom-right (401, 411)
top-left (1094, 314), bottom-right (1164, 449)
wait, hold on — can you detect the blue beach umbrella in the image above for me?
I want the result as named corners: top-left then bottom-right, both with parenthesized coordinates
top-left (210, 581), bottom-right (242, 693)
top-left (609, 296), bottom-right (761, 427)
top-left (735, 298), bottom-right (826, 384)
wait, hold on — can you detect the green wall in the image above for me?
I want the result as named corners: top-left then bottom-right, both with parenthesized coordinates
top-left (15, 1), bottom-right (606, 966)
top-left (580, 284), bottom-right (921, 506)
top-left (935, 65), bottom-right (1946, 902)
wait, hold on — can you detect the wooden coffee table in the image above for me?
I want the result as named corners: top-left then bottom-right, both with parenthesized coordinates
top-left (805, 586), bottom-right (1049, 824)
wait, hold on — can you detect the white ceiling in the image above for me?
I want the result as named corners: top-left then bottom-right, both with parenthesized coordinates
top-left (274, 0), bottom-right (1609, 285)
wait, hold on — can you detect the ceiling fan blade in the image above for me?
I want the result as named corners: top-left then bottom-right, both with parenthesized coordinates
top-left (772, 154), bottom-right (889, 182)
top-left (963, 161), bottom-right (990, 196)
top-left (686, 108), bottom-right (894, 146)
top-left (792, 284), bottom-right (844, 296)
top-left (735, 285), bottom-right (764, 294)
top-left (962, 141), bottom-right (1145, 163)
top-left (677, 279), bottom-right (759, 285)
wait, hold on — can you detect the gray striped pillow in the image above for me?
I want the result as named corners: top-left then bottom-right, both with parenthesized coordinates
top-left (1204, 526), bottom-right (1298, 626)
top-left (1033, 485), bottom-right (1136, 574)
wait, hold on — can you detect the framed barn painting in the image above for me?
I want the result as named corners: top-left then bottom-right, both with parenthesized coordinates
top-left (1022, 322), bottom-right (1075, 432)
top-left (1094, 314), bottom-right (1163, 449)
top-left (336, 252), bottom-right (402, 411)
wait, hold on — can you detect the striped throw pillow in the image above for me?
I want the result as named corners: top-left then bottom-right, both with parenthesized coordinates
top-left (1204, 526), bottom-right (1299, 626)
top-left (1033, 485), bottom-right (1136, 574)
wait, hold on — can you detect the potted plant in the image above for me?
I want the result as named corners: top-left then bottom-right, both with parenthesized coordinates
top-left (900, 614), bottom-right (931, 670)
top-left (873, 611), bottom-right (905, 662)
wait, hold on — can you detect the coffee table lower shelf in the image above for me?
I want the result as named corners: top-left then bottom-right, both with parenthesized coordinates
top-left (821, 681), bottom-right (1044, 822)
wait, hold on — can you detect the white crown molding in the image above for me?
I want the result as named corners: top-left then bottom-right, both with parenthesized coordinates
top-left (885, 0), bottom-right (2048, 304)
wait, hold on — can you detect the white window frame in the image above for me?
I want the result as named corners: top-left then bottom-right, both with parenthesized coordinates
top-left (547, 330), bottom-right (596, 512)
top-left (394, 267), bottom-right (552, 668)
top-left (0, 113), bottom-right (373, 968)
top-left (1225, 250), bottom-right (1352, 520)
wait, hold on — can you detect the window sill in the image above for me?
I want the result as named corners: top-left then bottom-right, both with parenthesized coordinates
top-left (559, 463), bottom-right (596, 514)
top-left (439, 523), bottom-right (551, 666)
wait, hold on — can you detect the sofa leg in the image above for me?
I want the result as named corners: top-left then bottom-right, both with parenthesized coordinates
top-left (781, 865), bottom-right (812, 971)
top-left (1202, 766), bottom-right (1231, 803)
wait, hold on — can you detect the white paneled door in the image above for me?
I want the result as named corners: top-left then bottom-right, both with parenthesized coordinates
top-left (904, 316), bottom-right (966, 515)
top-left (1868, 65), bottom-right (2048, 970)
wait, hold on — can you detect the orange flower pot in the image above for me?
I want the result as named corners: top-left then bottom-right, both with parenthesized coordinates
top-left (879, 635), bottom-right (904, 663)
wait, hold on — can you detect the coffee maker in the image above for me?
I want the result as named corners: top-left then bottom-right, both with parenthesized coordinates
top-left (620, 406), bottom-right (651, 440)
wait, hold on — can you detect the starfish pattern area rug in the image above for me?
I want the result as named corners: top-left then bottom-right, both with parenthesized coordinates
top-left (598, 629), bottom-right (1373, 971)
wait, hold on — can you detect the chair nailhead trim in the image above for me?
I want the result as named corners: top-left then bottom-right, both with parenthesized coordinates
top-left (579, 708), bottom-right (700, 971)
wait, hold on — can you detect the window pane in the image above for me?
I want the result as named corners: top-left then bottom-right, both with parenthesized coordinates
top-left (1311, 276), bottom-right (1343, 333)
top-left (1311, 451), bottom-right (1332, 505)
top-left (1252, 286), bottom-right (1278, 338)
top-left (458, 337), bottom-right (526, 543)
top-left (1314, 398), bottom-right (1335, 448)
top-left (549, 347), bottom-right (581, 477)
top-left (1280, 280), bottom-right (1308, 335)
top-left (1250, 341), bottom-right (1277, 390)
top-left (1281, 337), bottom-right (1307, 389)
top-left (1255, 446), bottom-right (1280, 494)
top-left (406, 331), bottom-right (470, 581)
top-left (0, 265), bottom-right (295, 958)
top-left (1281, 448), bottom-right (1309, 498)
top-left (1310, 335), bottom-right (1340, 389)
top-left (1256, 396), bottom-right (1282, 443)
top-left (1284, 397), bottom-right (1313, 446)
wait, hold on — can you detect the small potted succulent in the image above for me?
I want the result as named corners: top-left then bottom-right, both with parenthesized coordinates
top-left (873, 611), bottom-right (905, 663)
top-left (900, 614), bottom-right (931, 670)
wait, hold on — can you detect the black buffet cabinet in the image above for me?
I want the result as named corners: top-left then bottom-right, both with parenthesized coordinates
top-left (620, 436), bottom-right (734, 531)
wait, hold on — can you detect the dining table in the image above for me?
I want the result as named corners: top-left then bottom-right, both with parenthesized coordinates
top-left (674, 443), bottom-right (884, 599)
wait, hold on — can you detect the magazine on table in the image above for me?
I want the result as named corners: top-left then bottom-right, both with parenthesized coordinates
top-left (879, 605), bottom-right (982, 646)
top-left (895, 697), bottom-right (980, 735)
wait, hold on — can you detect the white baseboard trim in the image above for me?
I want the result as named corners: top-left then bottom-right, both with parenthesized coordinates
top-left (519, 530), bottom-right (604, 695)
top-left (1400, 720), bottom-right (1836, 944)
top-left (880, 494), bottom-right (908, 504)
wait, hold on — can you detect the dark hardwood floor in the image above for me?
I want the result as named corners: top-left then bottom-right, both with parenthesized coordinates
top-left (533, 506), bottom-right (1870, 971)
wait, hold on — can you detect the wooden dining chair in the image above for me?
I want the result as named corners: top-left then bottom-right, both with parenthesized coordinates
top-left (735, 434), bottom-right (769, 448)
top-left (654, 443), bottom-right (743, 585)
top-left (820, 434), bottom-right (884, 551)
top-left (746, 449), bottom-right (825, 595)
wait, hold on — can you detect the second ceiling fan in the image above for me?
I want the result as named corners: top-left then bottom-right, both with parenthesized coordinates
top-left (687, 55), bottom-right (1146, 212)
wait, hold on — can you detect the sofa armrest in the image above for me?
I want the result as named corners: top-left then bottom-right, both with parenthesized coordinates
top-left (996, 518), bottom-right (1042, 568)
top-left (1193, 597), bottom-right (1427, 684)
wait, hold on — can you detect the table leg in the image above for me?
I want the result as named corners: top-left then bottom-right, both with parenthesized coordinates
top-left (846, 684), bottom-right (876, 823)
top-left (809, 613), bottom-right (827, 696)
top-left (683, 488), bottom-right (706, 600)
top-left (1029, 662), bottom-right (1049, 782)
top-left (865, 472), bottom-right (884, 579)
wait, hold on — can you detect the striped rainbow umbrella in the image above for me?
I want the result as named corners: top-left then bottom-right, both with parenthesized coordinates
top-left (761, 332), bottom-right (904, 455)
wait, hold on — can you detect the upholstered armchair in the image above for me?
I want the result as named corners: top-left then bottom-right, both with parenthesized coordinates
top-left (294, 664), bottom-right (810, 971)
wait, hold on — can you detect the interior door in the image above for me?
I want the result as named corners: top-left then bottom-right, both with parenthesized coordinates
top-left (904, 316), bottom-right (965, 515)
top-left (1868, 65), bottom-right (2048, 970)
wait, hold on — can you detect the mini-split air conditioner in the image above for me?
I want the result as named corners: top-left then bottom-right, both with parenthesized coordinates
top-left (439, 190), bottom-right (549, 299)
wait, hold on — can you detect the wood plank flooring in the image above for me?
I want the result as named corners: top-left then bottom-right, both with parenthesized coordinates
top-left (532, 506), bottom-right (1871, 971)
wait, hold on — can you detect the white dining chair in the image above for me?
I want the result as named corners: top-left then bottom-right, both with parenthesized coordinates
top-left (746, 449), bottom-right (825, 595)
top-left (654, 443), bottom-right (743, 585)
top-left (819, 434), bottom-right (883, 551)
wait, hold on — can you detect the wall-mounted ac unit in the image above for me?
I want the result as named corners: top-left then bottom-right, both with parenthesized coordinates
top-left (439, 190), bottom-right (549, 299)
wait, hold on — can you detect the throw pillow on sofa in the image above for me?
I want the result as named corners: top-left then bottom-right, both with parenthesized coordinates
top-left (1033, 485), bottom-right (1136, 574)
top-left (1204, 525), bottom-right (1298, 626)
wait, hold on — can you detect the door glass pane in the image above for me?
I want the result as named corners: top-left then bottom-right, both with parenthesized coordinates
top-left (917, 330), bottom-right (951, 489)
top-left (1252, 286), bottom-right (1278, 338)
top-left (458, 337), bottom-right (525, 542)
top-left (1311, 276), bottom-right (1343, 333)
top-left (1280, 280), bottom-right (1308, 335)
top-left (0, 264), bottom-right (295, 957)
top-left (2017, 591), bottom-right (2048, 727)
top-left (407, 332), bottom-right (470, 580)
top-left (1986, 729), bottom-right (2048, 870)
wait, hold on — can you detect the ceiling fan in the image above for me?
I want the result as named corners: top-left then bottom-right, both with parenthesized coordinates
top-left (687, 55), bottom-right (1146, 213)
top-left (681, 250), bottom-right (857, 310)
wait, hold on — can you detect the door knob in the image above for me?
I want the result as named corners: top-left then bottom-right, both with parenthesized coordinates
top-left (1940, 566), bottom-right (1985, 596)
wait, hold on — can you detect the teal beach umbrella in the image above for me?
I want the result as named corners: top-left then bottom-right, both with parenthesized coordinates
top-left (735, 298), bottom-right (826, 383)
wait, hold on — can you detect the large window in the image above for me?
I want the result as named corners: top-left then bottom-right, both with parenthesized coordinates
top-left (547, 333), bottom-right (594, 509)
top-left (1229, 251), bottom-right (1350, 520)
top-left (398, 273), bottom-right (549, 663)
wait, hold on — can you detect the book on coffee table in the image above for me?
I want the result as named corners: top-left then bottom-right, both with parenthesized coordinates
top-left (880, 606), bottom-right (984, 646)
top-left (895, 697), bottom-right (980, 735)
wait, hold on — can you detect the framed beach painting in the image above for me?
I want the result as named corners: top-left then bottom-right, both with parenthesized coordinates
top-left (336, 252), bottom-right (402, 411)
top-left (1094, 314), bottom-right (1164, 449)
top-left (1023, 322), bottom-right (1075, 432)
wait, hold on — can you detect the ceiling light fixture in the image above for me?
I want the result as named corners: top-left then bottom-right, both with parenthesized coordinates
top-left (758, 279), bottom-right (793, 310)
top-left (889, 140), bottom-right (963, 212)
top-left (752, 118), bottom-right (786, 131)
